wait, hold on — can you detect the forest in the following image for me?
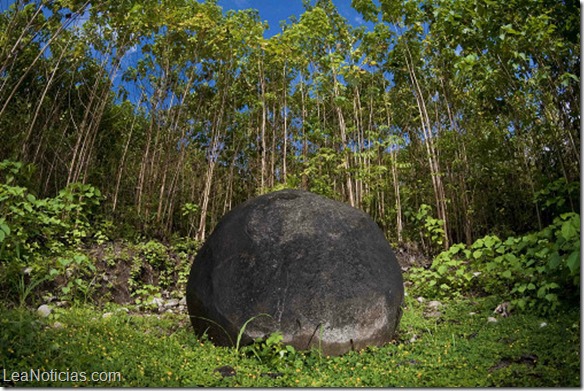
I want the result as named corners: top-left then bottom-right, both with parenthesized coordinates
top-left (0, 0), bottom-right (581, 387)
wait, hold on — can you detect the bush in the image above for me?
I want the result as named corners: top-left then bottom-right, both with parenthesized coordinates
top-left (409, 213), bottom-right (580, 314)
top-left (0, 160), bottom-right (103, 305)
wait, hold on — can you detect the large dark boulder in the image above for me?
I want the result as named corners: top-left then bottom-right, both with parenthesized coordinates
top-left (186, 189), bottom-right (404, 356)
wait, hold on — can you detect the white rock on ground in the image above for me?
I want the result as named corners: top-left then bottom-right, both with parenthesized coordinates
top-left (37, 304), bottom-right (51, 317)
top-left (164, 299), bottom-right (180, 308)
top-left (150, 297), bottom-right (164, 307)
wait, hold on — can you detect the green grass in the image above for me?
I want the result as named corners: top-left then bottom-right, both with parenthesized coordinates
top-left (1, 294), bottom-right (580, 387)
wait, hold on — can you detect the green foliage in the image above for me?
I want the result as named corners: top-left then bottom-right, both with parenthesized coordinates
top-left (408, 204), bottom-right (446, 255)
top-left (235, 313), bottom-right (272, 352)
top-left (533, 178), bottom-right (579, 217)
top-left (409, 213), bottom-right (580, 314)
top-left (0, 160), bottom-right (103, 260)
top-left (0, 160), bottom-right (103, 305)
top-left (131, 284), bottom-right (161, 310)
top-left (242, 331), bottom-right (298, 368)
top-left (127, 240), bottom-right (177, 299)
top-left (50, 253), bottom-right (98, 303)
top-left (0, 297), bottom-right (579, 386)
top-left (408, 243), bottom-right (477, 299)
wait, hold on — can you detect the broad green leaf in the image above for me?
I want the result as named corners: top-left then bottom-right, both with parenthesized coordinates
top-left (566, 251), bottom-right (580, 275)
top-left (517, 284), bottom-right (526, 293)
top-left (561, 220), bottom-right (577, 241)
top-left (544, 293), bottom-right (558, 303)
top-left (504, 253), bottom-right (517, 264)
top-left (0, 222), bottom-right (11, 235)
top-left (547, 252), bottom-right (561, 270)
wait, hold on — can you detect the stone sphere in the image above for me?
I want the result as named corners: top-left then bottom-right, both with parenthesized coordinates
top-left (186, 189), bottom-right (404, 355)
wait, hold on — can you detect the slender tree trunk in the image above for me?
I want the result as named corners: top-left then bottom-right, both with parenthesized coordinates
top-left (404, 45), bottom-right (449, 248)
top-left (331, 65), bottom-right (355, 207)
top-left (196, 82), bottom-right (228, 242)
top-left (383, 96), bottom-right (403, 243)
top-left (112, 95), bottom-right (142, 212)
top-left (258, 58), bottom-right (267, 192)
top-left (299, 72), bottom-right (308, 190)
top-left (21, 35), bottom-right (72, 161)
top-left (282, 63), bottom-right (288, 182)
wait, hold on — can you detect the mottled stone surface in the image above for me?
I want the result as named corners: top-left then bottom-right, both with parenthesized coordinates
top-left (186, 189), bottom-right (404, 356)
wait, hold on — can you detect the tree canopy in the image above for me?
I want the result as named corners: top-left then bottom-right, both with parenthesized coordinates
top-left (0, 0), bottom-right (579, 251)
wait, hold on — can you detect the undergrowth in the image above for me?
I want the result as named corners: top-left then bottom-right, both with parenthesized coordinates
top-left (0, 294), bottom-right (579, 387)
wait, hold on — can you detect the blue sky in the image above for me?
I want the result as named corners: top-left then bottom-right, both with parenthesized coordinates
top-left (216, 0), bottom-right (374, 36)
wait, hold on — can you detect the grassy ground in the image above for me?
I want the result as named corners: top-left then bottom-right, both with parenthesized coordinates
top-left (1, 294), bottom-right (580, 387)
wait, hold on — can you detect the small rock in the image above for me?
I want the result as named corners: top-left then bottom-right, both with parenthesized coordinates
top-left (102, 312), bottom-right (113, 318)
top-left (164, 299), bottom-right (180, 308)
top-left (179, 296), bottom-right (187, 306)
top-left (55, 301), bottom-right (69, 307)
top-left (37, 305), bottom-right (51, 318)
top-left (424, 310), bottom-right (441, 318)
top-left (427, 300), bottom-right (442, 309)
top-left (23, 267), bottom-right (33, 275)
top-left (52, 322), bottom-right (64, 329)
top-left (494, 302), bottom-right (510, 317)
top-left (150, 297), bottom-right (164, 307)
top-left (487, 317), bottom-right (498, 323)
top-left (540, 322), bottom-right (547, 328)
top-left (469, 312), bottom-right (476, 316)
top-left (416, 296), bottom-right (425, 303)
top-left (116, 307), bottom-right (129, 313)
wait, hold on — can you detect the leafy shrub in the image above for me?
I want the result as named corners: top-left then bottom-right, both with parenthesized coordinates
top-left (0, 160), bottom-right (103, 305)
top-left (409, 213), bottom-right (580, 314)
top-left (128, 240), bottom-right (174, 295)
top-left (170, 237), bottom-right (200, 290)
top-left (405, 204), bottom-right (446, 256)
top-left (241, 331), bottom-right (298, 368)
top-left (49, 252), bottom-right (98, 303)
top-left (533, 178), bottom-right (579, 219)
top-left (407, 242), bottom-right (479, 299)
